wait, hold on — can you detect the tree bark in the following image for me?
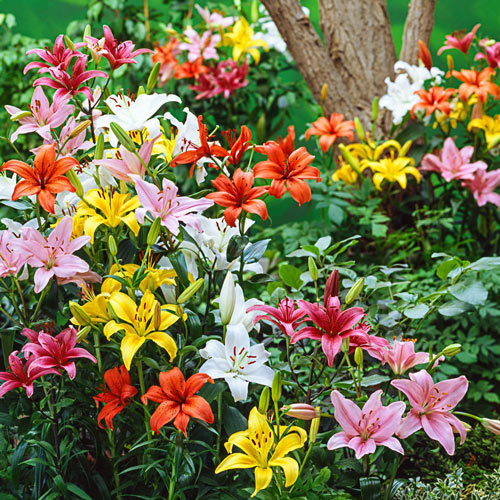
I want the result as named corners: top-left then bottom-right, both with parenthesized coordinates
top-left (400, 0), bottom-right (437, 64)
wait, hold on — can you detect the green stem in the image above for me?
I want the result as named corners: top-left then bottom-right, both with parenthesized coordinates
top-left (93, 330), bottom-right (103, 373)
top-left (216, 391), bottom-right (223, 462)
top-left (136, 360), bottom-right (152, 441)
top-left (32, 286), bottom-right (49, 323)
top-left (107, 428), bottom-right (122, 500)
top-left (453, 411), bottom-right (482, 422)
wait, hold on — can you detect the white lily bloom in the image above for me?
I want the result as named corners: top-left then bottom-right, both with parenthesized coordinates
top-left (199, 323), bottom-right (274, 401)
top-left (1, 217), bottom-right (38, 234)
top-left (0, 173), bottom-right (36, 208)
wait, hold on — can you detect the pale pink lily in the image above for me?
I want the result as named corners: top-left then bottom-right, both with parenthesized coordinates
top-left (392, 370), bottom-right (468, 455)
top-left (179, 28), bottom-right (220, 62)
top-left (5, 86), bottom-right (74, 143)
top-left (131, 175), bottom-right (214, 235)
top-left (437, 24), bottom-right (480, 56)
top-left (84, 36), bottom-right (108, 64)
top-left (16, 216), bottom-right (90, 293)
top-left (462, 169), bottom-right (500, 208)
top-left (328, 389), bottom-right (406, 459)
top-left (22, 326), bottom-right (97, 380)
top-left (94, 135), bottom-right (159, 182)
top-left (39, 117), bottom-right (93, 157)
top-left (195, 4), bottom-right (235, 29)
top-left (0, 230), bottom-right (27, 278)
top-left (420, 138), bottom-right (487, 182)
top-left (378, 340), bottom-right (430, 375)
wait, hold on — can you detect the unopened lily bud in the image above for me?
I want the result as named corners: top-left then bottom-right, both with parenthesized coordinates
top-left (324, 269), bottom-right (339, 303)
top-left (110, 122), bottom-right (136, 152)
top-left (108, 235), bottom-right (118, 256)
top-left (372, 96), bottom-right (379, 123)
top-left (339, 144), bottom-right (362, 176)
top-left (354, 117), bottom-right (364, 140)
top-left (10, 110), bottom-right (31, 121)
top-left (271, 371), bottom-right (282, 403)
top-left (66, 169), bottom-right (84, 198)
top-left (177, 278), bottom-right (204, 304)
top-left (147, 62), bottom-right (161, 93)
top-left (309, 410), bottom-right (320, 443)
top-left (308, 257), bottom-right (319, 282)
top-left (69, 301), bottom-right (91, 325)
top-left (153, 301), bottom-right (161, 330)
top-left (321, 83), bottom-right (328, 104)
top-left (442, 343), bottom-right (462, 357)
top-left (83, 24), bottom-right (91, 39)
top-left (137, 85), bottom-right (146, 96)
top-left (76, 325), bottom-right (92, 342)
top-left (147, 217), bottom-right (162, 246)
top-left (64, 35), bottom-right (75, 51)
top-left (94, 133), bottom-right (105, 160)
top-left (282, 403), bottom-right (319, 420)
top-left (256, 112), bottom-right (267, 144)
top-left (220, 271), bottom-right (236, 325)
top-left (250, 0), bottom-right (259, 24)
top-left (345, 277), bottom-right (364, 304)
top-left (341, 337), bottom-right (350, 353)
top-left (447, 55), bottom-right (454, 73)
top-left (481, 418), bottom-right (500, 436)
top-left (258, 387), bottom-right (270, 414)
top-left (354, 346), bottom-right (363, 366)
top-left (418, 39), bottom-right (432, 70)
top-left (461, 421), bottom-right (472, 432)
top-left (107, 301), bottom-right (120, 323)
top-left (69, 120), bottom-right (91, 139)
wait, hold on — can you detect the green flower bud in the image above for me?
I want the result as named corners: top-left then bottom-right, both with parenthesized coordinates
top-left (341, 337), bottom-right (350, 353)
top-left (69, 301), bottom-right (91, 326)
top-left (64, 35), bottom-right (75, 51)
top-left (339, 143), bottom-right (362, 176)
top-left (372, 96), bottom-right (379, 123)
top-left (345, 277), bottom-right (364, 304)
top-left (354, 346), bottom-right (363, 366)
top-left (10, 110), bottom-right (32, 121)
top-left (177, 278), bottom-right (204, 304)
top-left (110, 122), bottom-right (136, 152)
top-left (83, 24), bottom-right (91, 39)
top-left (308, 257), bottom-right (319, 282)
top-left (354, 117), bottom-right (365, 140)
top-left (94, 133), bottom-right (105, 160)
top-left (321, 83), bottom-right (328, 104)
top-left (258, 387), bottom-right (270, 414)
top-left (66, 169), bottom-right (84, 198)
top-left (137, 85), bottom-right (146, 96)
top-left (108, 235), bottom-right (118, 256)
top-left (76, 325), bottom-right (92, 342)
top-left (309, 410), bottom-right (320, 443)
top-left (442, 343), bottom-right (462, 357)
top-left (69, 120), bottom-right (91, 139)
top-left (147, 217), bottom-right (162, 246)
top-left (271, 371), bottom-right (282, 403)
top-left (147, 62), bottom-right (161, 93)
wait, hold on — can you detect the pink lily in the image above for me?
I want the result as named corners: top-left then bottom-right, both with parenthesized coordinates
top-left (179, 28), bottom-right (220, 62)
top-left (41, 117), bottom-right (93, 157)
top-left (292, 297), bottom-right (367, 367)
top-left (5, 87), bottom-right (74, 143)
top-left (24, 34), bottom-right (85, 74)
top-left (462, 169), bottom-right (500, 208)
top-left (94, 135), bottom-right (159, 182)
top-left (247, 298), bottom-right (307, 338)
top-left (34, 55), bottom-right (107, 102)
top-left (475, 40), bottom-right (500, 69)
top-left (327, 389), bottom-right (406, 459)
top-left (16, 216), bottom-right (90, 293)
top-left (22, 326), bottom-right (97, 380)
top-left (0, 230), bottom-right (27, 278)
top-left (378, 340), bottom-right (443, 375)
top-left (437, 24), bottom-right (480, 56)
top-left (420, 137), bottom-right (487, 182)
top-left (392, 370), bottom-right (468, 455)
top-left (0, 350), bottom-right (59, 398)
top-left (131, 175), bottom-right (214, 235)
top-left (348, 330), bottom-right (391, 360)
top-left (99, 25), bottom-right (152, 70)
top-left (195, 4), bottom-right (235, 29)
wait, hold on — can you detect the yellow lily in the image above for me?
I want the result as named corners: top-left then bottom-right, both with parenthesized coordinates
top-left (368, 152), bottom-right (421, 190)
top-left (352, 139), bottom-right (412, 167)
top-left (73, 187), bottom-right (140, 243)
top-left (468, 114), bottom-right (500, 150)
top-left (434, 96), bottom-right (474, 132)
top-left (215, 407), bottom-right (307, 497)
top-left (224, 18), bottom-right (268, 64)
top-left (104, 290), bottom-right (181, 370)
top-left (125, 129), bottom-right (177, 161)
top-left (332, 160), bottom-right (359, 184)
top-left (109, 260), bottom-right (176, 293)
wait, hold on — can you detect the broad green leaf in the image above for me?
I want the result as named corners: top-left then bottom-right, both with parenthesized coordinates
top-left (279, 264), bottom-right (303, 289)
top-left (404, 304), bottom-right (429, 319)
top-left (449, 279), bottom-right (487, 305)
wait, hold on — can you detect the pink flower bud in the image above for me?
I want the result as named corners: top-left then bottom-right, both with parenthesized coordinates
top-left (282, 403), bottom-right (320, 420)
top-left (482, 418), bottom-right (500, 436)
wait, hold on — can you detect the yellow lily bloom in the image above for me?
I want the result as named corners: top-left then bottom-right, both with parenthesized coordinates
top-left (368, 153), bottom-right (421, 190)
top-left (468, 115), bottom-right (500, 150)
top-left (352, 139), bottom-right (412, 167)
top-left (73, 187), bottom-right (140, 244)
top-left (434, 96), bottom-right (475, 133)
top-left (332, 161), bottom-right (359, 184)
top-left (109, 260), bottom-right (176, 293)
top-left (104, 290), bottom-right (180, 370)
top-left (224, 18), bottom-right (268, 64)
top-left (215, 407), bottom-right (307, 497)
top-left (125, 129), bottom-right (177, 161)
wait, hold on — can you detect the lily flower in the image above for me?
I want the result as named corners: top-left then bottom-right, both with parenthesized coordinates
top-left (462, 169), bottom-right (500, 208)
top-left (199, 323), bottom-right (274, 402)
top-left (305, 113), bottom-right (355, 153)
top-left (420, 137), bottom-right (487, 182)
top-left (328, 390), bottom-right (406, 459)
top-left (131, 175), bottom-right (214, 236)
top-left (475, 40), bottom-right (500, 69)
top-left (206, 168), bottom-right (268, 227)
top-left (468, 114), bottom-right (500, 150)
top-left (100, 25), bottom-right (152, 69)
top-left (221, 125), bottom-right (252, 165)
top-left (195, 4), bottom-right (235, 29)
top-left (215, 407), bottom-right (307, 497)
top-left (378, 339), bottom-right (432, 375)
top-left (94, 365), bottom-right (138, 430)
top-left (0, 230), bottom-right (27, 278)
top-left (152, 38), bottom-right (180, 86)
top-left (392, 370), bottom-right (468, 455)
top-left (437, 24), bottom-right (480, 55)
top-left (141, 367), bottom-right (214, 436)
top-left (22, 326), bottom-right (97, 380)
top-left (3, 144), bottom-right (78, 214)
top-left (0, 351), bottom-right (59, 398)
top-left (332, 162), bottom-right (359, 184)
top-left (84, 35), bottom-right (107, 65)
top-left (174, 57), bottom-right (208, 80)
top-left (179, 28), bottom-right (220, 62)
top-left (367, 152), bottom-right (421, 190)
top-left (104, 291), bottom-right (180, 370)
top-left (450, 68), bottom-right (499, 103)
top-left (411, 86), bottom-right (455, 118)
top-left (347, 330), bottom-right (391, 360)
top-left (224, 18), bottom-right (268, 64)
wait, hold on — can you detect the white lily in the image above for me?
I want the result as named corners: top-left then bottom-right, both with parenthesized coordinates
top-left (219, 271), bottom-right (236, 325)
top-left (199, 324), bottom-right (274, 401)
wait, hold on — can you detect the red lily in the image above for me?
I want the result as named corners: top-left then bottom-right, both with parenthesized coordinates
top-left (206, 168), bottom-right (268, 227)
top-left (94, 365), bottom-right (138, 430)
top-left (3, 144), bottom-right (78, 214)
top-left (253, 143), bottom-right (320, 205)
top-left (450, 68), bottom-right (499, 103)
top-left (305, 113), bottom-right (354, 152)
top-left (141, 367), bottom-right (214, 436)
top-left (437, 24), bottom-right (480, 56)
top-left (221, 125), bottom-right (252, 165)
top-left (411, 86), bottom-right (455, 118)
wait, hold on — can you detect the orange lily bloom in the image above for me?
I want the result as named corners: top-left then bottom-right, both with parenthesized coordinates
top-left (450, 68), bottom-right (499, 103)
top-left (305, 113), bottom-right (354, 152)
top-left (276, 125), bottom-right (296, 157)
top-left (141, 367), bottom-right (214, 436)
top-left (254, 143), bottom-right (320, 206)
top-left (221, 125), bottom-right (252, 165)
top-left (418, 40), bottom-right (432, 70)
top-left (2, 144), bottom-right (77, 213)
top-left (206, 168), bottom-right (268, 227)
top-left (174, 57), bottom-right (208, 79)
top-left (411, 86), bottom-right (455, 118)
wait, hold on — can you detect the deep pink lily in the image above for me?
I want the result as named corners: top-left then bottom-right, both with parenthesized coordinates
top-left (328, 389), bottom-right (406, 459)
top-left (0, 350), bottom-right (59, 398)
top-left (475, 40), bottom-right (500, 69)
top-left (0, 230), bottom-right (27, 278)
top-left (348, 328), bottom-right (391, 360)
top-left (437, 24), bottom-right (480, 56)
top-left (22, 326), bottom-right (97, 380)
top-left (292, 297), bottom-right (367, 367)
top-left (392, 370), bottom-right (468, 455)
top-left (462, 169), bottom-right (500, 208)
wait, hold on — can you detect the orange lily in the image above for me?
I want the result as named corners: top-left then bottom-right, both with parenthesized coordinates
top-left (305, 113), bottom-right (354, 152)
top-left (174, 57), bottom-right (208, 79)
top-left (411, 86), bottom-right (455, 118)
top-left (450, 68), bottom-right (499, 103)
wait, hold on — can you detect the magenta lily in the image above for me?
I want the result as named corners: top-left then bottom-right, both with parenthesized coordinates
top-left (437, 24), bottom-right (480, 56)
top-left (462, 169), bottom-right (500, 208)
top-left (420, 137), bottom-right (487, 182)
top-left (16, 216), bottom-right (90, 293)
top-left (380, 340), bottom-right (432, 375)
top-left (328, 389), bottom-right (406, 459)
top-left (94, 135), bottom-right (159, 182)
top-left (0, 230), bottom-right (27, 278)
top-left (22, 326), bottom-right (97, 380)
top-left (292, 297), bottom-right (367, 367)
top-left (247, 297), bottom-right (307, 338)
top-left (5, 86), bottom-right (74, 143)
top-left (392, 370), bottom-right (468, 455)
top-left (0, 350), bottom-right (59, 398)
top-left (348, 330), bottom-right (391, 360)
top-left (131, 175), bottom-right (214, 236)
top-left (475, 40), bottom-right (500, 69)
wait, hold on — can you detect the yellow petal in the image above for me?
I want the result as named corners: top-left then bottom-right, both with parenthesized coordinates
top-left (121, 334), bottom-right (146, 370)
top-left (372, 173), bottom-right (384, 191)
top-left (103, 320), bottom-right (125, 340)
top-left (159, 309), bottom-right (181, 330)
top-left (225, 430), bottom-right (249, 453)
top-left (215, 452), bottom-right (258, 474)
top-left (248, 407), bottom-right (273, 459)
top-left (83, 215), bottom-right (105, 243)
top-left (122, 211), bottom-right (140, 236)
top-left (270, 431), bottom-right (306, 462)
top-left (252, 467), bottom-right (273, 497)
top-left (248, 48), bottom-right (261, 65)
top-left (394, 172), bottom-right (408, 190)
top-left (108, 292), bottom-right (138, 324)
top-left (268, 457), bottom-right (299, 488)
top-left (102, 277), bottom-right (122, 295)
top-left (404, 166), bottom-right (421, 183)
top-left (145, 331), bottom-right (177, 361)
top-left (224, 433), bottom-right (262, 464)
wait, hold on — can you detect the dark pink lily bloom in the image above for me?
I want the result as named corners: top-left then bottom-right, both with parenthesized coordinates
top-left (292, 297), bottom-right (366, 367)
top-left (98, 25), bottom-right (152, 70)
top-left (247, 298), bottom-right (307, 338)
top-left (0, 350), bottom-right (59, 398)
top-left (348, 329), bottom-right (391, 360)
top-left (22, 326), bottom-right (97, 380)
top-left (34, 56), bottom-right (107, 102)
top-left (328, 389), bottom-right (406, 459)
top-left (392, 370), bottom-right (468, 455)
top-left (24, 34), bottom-right (85, 74)
top-left (462, 168), bottom-right (500, 208)
top-left (475, 40), bottom-right (500, 69)
top-left (437, 24), bottom-right (480, 56)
